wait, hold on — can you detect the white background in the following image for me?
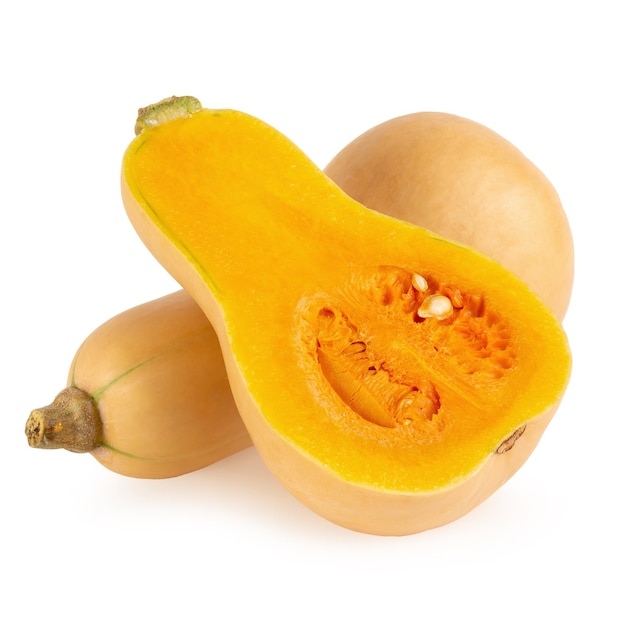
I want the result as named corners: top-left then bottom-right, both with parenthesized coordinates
top-left (3, 2), bottom-right (624, 624)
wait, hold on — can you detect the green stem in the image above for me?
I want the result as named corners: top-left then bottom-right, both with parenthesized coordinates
top-left (134, 95), bottom-right (202, 135)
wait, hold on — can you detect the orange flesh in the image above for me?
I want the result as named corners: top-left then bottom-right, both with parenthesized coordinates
top-left (123, 109), bottom-right (570, 493)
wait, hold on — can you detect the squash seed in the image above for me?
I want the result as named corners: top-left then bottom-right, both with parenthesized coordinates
top-left (418, 294), bottom-right (453, 320)
top-left (411, 273), bottom-right (429, 292)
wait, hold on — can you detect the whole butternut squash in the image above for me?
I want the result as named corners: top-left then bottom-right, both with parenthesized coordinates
top-left (25, 290), bottom-right (251, 478)
top-left (325, 112), bottom-right (574, 321)
top-left (120, 96), bottom-right (571, 535)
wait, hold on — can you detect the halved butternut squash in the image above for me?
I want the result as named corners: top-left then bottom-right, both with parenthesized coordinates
top-left (121, 96), bottom-right (571, 535)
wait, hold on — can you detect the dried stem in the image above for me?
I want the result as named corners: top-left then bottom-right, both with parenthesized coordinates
top-left (25, 387), bottom-right (102, 453)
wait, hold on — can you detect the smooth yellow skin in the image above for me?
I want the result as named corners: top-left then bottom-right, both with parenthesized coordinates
top-left (325, 112), bottom-right (574, 321)
top-left (121, 103), bottom-right (570, 535)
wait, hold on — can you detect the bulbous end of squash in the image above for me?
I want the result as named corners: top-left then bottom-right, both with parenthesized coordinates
top-left (25, 387), bottom-right (102, 453)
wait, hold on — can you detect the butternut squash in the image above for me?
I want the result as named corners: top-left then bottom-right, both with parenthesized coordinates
top-left (325, 112), bottom-right (574, 321)
top-left (120, 96), bottom-right (571, 535)
top-left (27, 106), bottom-right (573, 491)
top-left (25, 290), bottom-right (251, 478)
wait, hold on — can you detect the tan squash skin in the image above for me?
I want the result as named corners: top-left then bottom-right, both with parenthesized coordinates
top-left (26, 290), bottom-right (251, 478)
top-left (241, 390), bottom-right (557, 535)
top-left (120, 99), bottom-right (571, 535)
top-left (325, 112), bottom-right (574, 321)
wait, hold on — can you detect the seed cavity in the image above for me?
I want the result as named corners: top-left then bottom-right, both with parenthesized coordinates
top-left (297, 265), bottom-right (516, 439)
top-left (315, 306), bottom-right (440, 429)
